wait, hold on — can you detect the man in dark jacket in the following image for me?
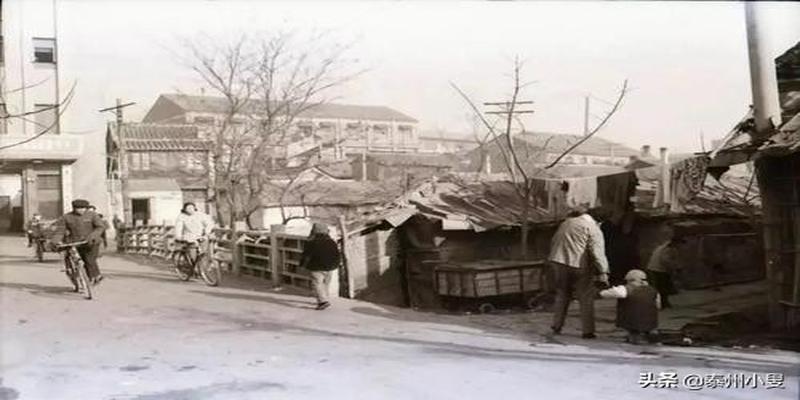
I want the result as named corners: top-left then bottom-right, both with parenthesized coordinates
top-left (300, 222), bottom-right (341, 310)
top-left (51, 199), bottom-right (107, 285)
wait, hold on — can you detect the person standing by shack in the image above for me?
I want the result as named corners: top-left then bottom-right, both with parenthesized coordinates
top-left (300, 222), bottom-right (341, 310)
top-left (548, 206), bottom-right (610, 339)
top-left (646, 228), bottom-right (684, 309)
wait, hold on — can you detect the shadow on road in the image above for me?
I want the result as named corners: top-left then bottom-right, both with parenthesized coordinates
top-left (0, 281), bottom-right (83, 300)
top-left (189, 289), bottom-right (316, 310)
top-left (160, 306), bottom-right (798, 376)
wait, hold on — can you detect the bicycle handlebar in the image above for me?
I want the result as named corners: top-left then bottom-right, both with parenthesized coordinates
top-left (55, 240), bottom-right (88, 249)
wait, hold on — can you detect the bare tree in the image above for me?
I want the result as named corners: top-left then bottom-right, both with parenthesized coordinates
top-left (452, 58), bottom-right (628, 258)
top-left (179, 31), bottom-right (362, 228)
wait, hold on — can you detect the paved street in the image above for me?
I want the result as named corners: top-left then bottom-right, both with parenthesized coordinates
top-left (0, 236), bottom-right (797, 400)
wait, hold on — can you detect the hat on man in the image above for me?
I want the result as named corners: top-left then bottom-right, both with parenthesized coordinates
top-left (71, 199), bottom-right (90, 209)
top-left (311, 222), bottom-right (329, 235)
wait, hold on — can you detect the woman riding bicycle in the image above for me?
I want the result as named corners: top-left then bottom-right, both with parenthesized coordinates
top-left (174, 202), bottom-right (213, 260)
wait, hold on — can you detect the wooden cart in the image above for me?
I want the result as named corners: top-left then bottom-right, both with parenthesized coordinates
top-left (434, 259), bottom-right (551, 313)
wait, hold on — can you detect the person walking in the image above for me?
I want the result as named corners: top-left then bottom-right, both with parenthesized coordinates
top-left (548, 206), bottom-right (610, 339)
top-left (300, 222), bottom-right (341, 310)
top-left (50, 199), bottom-right (107, 285)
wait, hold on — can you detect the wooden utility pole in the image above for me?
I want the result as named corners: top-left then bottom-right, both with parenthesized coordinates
top-left (99, 99), bottom-right (136, 225)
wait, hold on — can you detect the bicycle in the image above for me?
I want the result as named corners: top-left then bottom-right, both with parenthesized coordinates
top-left (55, 240), bottom-right (93, 300)
top-left (172, 238), bottom-right (221, 286)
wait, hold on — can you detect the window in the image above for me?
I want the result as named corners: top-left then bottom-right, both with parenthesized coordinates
top-left (34, 104), bottom-right (59, 134)
top-left (193, 116), bottom-right (215, 125)
top-left (0, 36), bottom-right (4, 64)
top-left (33, 38), bottom-right (56, 63)
top-left (129, 153), bottom-right (150, 171)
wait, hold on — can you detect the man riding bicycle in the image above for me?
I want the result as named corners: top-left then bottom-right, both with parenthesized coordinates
top-left (50, 199), bottom-right (107, 285)
top-left (173, 202), bottom-right (213, 259)
top-left (25, 213), bottom-right (45, 248)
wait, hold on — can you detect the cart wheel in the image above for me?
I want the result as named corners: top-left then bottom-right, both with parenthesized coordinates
top-left (478, 303), bottom-right (496, 314)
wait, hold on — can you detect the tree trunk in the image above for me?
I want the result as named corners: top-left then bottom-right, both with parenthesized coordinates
top-left (520, 203), bottom-right (529, 260)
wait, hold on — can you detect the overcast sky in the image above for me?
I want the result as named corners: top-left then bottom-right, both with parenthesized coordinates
top-left (57, 0), bottom-right (800, 153)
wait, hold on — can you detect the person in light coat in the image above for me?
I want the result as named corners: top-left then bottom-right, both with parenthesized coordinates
top-left (548, 206), bottom-right (610, 339)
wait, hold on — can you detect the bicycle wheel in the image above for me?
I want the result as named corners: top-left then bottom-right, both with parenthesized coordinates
top-left (173, 252), bottom-right (192, 281)
top-left (197, 254), bottom-right (221, 287)
top-left (64, 258), bottom-right (79, 292)
top-left (76, 261), bottom-right (93, 300)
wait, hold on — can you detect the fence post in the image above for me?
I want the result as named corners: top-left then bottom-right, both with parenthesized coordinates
top-left (270, 224), bottom-right (284, 286)
top-left (231, 230), bottom-right (242, 276)
top-left (338, 215), bottom-right (353, 298)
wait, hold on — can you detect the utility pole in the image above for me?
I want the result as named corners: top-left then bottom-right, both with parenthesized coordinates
top-left (483, 100), bottom-right (534, 179)
top-left (99, 99), bottom-right (136, 225)
top-left (745, 2), bottom-right (782, 137)
top-left (583, 95), bottom-right (590, 136)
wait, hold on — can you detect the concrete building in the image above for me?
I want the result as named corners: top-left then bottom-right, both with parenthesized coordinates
top-left (0, 0), bottom-right (104, 231)
top-left (141, 93), bottom-right (421, 160)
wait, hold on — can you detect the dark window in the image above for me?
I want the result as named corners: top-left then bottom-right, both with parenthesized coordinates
top-left (0, 36), bottom-right (4, 64)
top-left (36, 174), bottom-right (63, 219)
top-left (33, 38), bottom-right (56, 63)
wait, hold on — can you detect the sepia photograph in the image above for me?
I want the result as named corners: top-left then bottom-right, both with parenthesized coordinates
top-left (0, 0), bottom-right (798, 398)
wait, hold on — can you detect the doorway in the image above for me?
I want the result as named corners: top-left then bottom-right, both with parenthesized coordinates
top-left (0, 196), bottom-right (10, 232)
top-left (131, 198), bottom-right (151, 226)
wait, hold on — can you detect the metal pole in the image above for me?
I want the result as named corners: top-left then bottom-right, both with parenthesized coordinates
top-left (744, 2), bottom-right (782, 137)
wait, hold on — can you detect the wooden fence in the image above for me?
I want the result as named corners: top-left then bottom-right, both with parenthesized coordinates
top-left (118, 225), bottom-right (316, 291)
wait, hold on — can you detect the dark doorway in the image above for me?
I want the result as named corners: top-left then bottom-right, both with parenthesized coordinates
top-left (0, 196), bottom-right (10, 232)
top-left (131, 198), bottom-right (150, 225)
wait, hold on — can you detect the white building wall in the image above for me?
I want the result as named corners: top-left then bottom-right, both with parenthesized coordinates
top-left (2, 0), bottom-right (59, 136)
top-left (128, 190), bottom-right (183, 226)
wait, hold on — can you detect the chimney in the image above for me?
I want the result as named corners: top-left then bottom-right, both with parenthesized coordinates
top-left (659, 147), bottom-right (669, 164)
top-left (659, 147), bottom-right (671, 206)
top-left (641, 145), bottom-right (651, 158)
top-left (483, 153), bottom-right (492, 175)
top-left (745, 2), bottom-right (782, 137)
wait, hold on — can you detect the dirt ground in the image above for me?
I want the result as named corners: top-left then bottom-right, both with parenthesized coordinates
top-left (1, 236), bottom-right (797, 400)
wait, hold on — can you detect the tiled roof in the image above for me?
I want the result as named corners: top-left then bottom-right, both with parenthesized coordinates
top-left (366, 153), bottom-right (460, 168)
top-left (161, 94), bottom-right (418, 123)
top-left (111, 123), bottom-right (212, 151)
top-left (513, 131), bottom-right (640, 157)
top-left (261, 180), bottom-right (405, 207)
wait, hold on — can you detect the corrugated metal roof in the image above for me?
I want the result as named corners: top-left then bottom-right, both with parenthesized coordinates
top-left (161, 94), bottom-right (418, 123)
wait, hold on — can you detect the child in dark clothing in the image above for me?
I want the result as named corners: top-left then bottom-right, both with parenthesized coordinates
top-left (599, 269), bottom-right (661, 344)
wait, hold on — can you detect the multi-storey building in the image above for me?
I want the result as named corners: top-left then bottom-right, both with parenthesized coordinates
top-left (141, 93), bottom-right (421, 159)
top-left (0, 0), bottom-right (104, 231)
